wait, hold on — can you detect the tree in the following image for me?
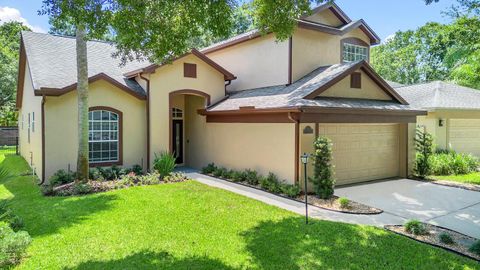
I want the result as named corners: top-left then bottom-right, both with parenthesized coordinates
top-left (425, 0), bottom-right (480, 17)
top-left (414, 128), bottom-right (434, 178)
top-left (309, 137), bottom-right (335, 199)
top-left (0, 21), bottom-right (30, 108)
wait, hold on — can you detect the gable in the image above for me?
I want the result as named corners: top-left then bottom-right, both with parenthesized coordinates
top-left (318, 69), bottom-right (392, 101)
top-left (304, 8), bottom-right (344, 27)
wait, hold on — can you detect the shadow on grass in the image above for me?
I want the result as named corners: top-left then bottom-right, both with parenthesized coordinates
top-left (64, 250), bottom-right (235, 270)
top-left (240, 217), bottom-right (477, 269)
top-left (0, 154), bottom-right (117, 237)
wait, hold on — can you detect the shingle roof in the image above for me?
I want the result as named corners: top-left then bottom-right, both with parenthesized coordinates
top-left (386, 80), bottom-right (404, 88)
top-left (22, 31), bottom-right (148, 97)
top-left (209, 61), bottom-right (418, 112)
top-left (395, 81), bottom-right (480, 110)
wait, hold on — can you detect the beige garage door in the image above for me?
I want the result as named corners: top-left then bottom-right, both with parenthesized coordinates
top-left (449, 119), bottom-right (480, 157)
top-left (319, 124), bottom-right (400, 185)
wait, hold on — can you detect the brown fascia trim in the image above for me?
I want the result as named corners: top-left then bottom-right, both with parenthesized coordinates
top-left (299, 106), bottom-right (427, 116)
top-left (88, 106), bottom-right (124, 167)
top-left (139, 74), bottom-right (151, 171)
top-left (126, 49), bottom-right (236, 81)
top-left (297, 19), bottom-right (381, 45)
top-left (34, 73), bottom-right (147, 100)
top-left (303, 61), bottom-right (409, 105)
top-left (301, 3), bottom-right (352, 24)
top-left (16, 38), bottom-right (26, 109)
top-left (201, 31), bottom-right (263, 54)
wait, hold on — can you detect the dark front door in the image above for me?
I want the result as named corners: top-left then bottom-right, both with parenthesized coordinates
top-left (172, 119), bottom-right (183, 164)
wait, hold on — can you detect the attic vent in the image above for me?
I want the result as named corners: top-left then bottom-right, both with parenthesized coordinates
top-left (184, 63), bottom-right (197, 78)
top-left (351, 72), bottom-right (361, 89)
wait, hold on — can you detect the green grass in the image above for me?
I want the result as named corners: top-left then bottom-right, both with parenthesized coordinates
top-left (430, 172), bottom-right (480, 185)
top-left (0, 151), bottom-right (478, 269)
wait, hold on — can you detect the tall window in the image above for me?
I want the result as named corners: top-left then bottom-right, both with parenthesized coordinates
top-left (88, 109), bottom-right (120, 164)
top-left (343, 43), bottom-right (368, 62)
top-left (172, 108), bottom-right (183, 119)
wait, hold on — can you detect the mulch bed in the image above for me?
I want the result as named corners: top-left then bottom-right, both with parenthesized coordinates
top-left (298, 194), bottom-right (383, 215)
top-left (385, 224), bottom-right (479, 261)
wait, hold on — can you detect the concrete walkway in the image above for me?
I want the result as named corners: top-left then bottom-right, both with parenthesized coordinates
top-left (184, 171), bottom-right (405, 227)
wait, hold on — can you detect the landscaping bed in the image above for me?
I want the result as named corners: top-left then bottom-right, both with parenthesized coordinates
top-left (424, 178), bottom-right (480, 192)
top-left (298, 194), bottom-right (383, 214)
top-left (385, 223), bottom-right (480, 261)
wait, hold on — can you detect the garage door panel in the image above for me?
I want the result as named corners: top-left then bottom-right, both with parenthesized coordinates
top-left (320, 124), bottom-right (400, 185)
top-left (449, 119), bottom-right (480, 157)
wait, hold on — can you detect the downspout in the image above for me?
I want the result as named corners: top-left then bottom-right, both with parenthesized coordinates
top-left (224, 80), bottom-right (232, 96)
top-left (39, 95), bottom-right (46, 185)
top-left (288, 112), bottom-right (300, 185)
top-left (139, 74), bottom-right (151, 172)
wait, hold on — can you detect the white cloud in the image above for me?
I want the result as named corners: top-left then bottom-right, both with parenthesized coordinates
top-left (384, 34), bottom-right (395, 43)
top-left (0, 6), bottom-right (46, 33)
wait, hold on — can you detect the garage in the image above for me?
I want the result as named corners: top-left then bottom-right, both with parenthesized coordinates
top-left (319, 124), bottom-right (400, 185)
top-left (449, 119), bottom-right (480, 157)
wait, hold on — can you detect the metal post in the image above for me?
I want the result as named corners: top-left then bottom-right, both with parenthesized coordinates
top-left (304, 161), bottom-right (308, 224)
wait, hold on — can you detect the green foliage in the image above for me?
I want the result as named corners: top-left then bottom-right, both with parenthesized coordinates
top-left (231, 170), bottom-right (247, 182)
top-left (201, 163), bottom-right (217, 174)
top-left (213, 167), bottom-right (227, 178)
top-left (429, 150), bottom-right (478, 175)
top-left (89, 168), bottom-right (105, 181)
top-left (338, 197), bottom-right (350, 209)
top-left (72, 183), bottom-right (92, 195)
top-left (0, 202), bottom-right (23, 232)
top-left (371, 15), bottom-right (480, 89)
top-left (259, 172), bottom-right (281, 193)
top-left (163, 173), bottom-right (189, 183)
top-left (280, 184), bottom-right (301, 198)
top-left (153, 152), bottom-right (176, 178)
top-left (405, 220), bottom-right (428, 235)
top-left (0, 102), bottom-right (17, 126)
top-left (0, 167), bottom-right (12, 182)
top-left (469, 240), bottom-right (480, 255)
top-left (310, 137), bottom-right (335, 199)
top-left (49, 169), bottom-right (75, 187)
top-left (414, 128), bottom-right (434, 178)
top-left (0, 222), bottom-right (31, 268)
top-left (244, 169), bottom-right (259, 185)
top-left (438, 232), bottom-right (455, 245)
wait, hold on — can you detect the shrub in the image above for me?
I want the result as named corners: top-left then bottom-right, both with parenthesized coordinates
top-left (124, 165), bottom-right (143, 176)
top-left (213, 167), bottom-right (227, 178)
top-left (0, 222), bottom-right (31, 268)
top-left (89, 168), bottom-right (105, 181)
top-left (414, 128), bottom-right (434, 178)
top-left (338, 197), bottom-right (350, 209)
top-left (310, 137), bottom-right (335, 199)
top-left (244, 169), bottom-right (259, 185)
top-left (40, 184), bottom-right (54, 196)
top-left (97, 167), bottom-right (117, 181)
top-left (153, 152), bottom-right (177, 178)
top-left (260, 173), bottom-right (281, 193)
top-left (0, 202), bottom-right (23, 231)
top-left (222, 169), bottom-right (235, 179)
top-left (164, 172), bottom-right (189, 183)
top-left (0, 167), bottom-right (12, 181)
top-left (280, 184), bottom-right (301, 198)
top-left (469, 240), bottom-right (480, 255)
top-left (49, 170), bottom-right (75, 186)
top-left (438, 232), bottom-right (455, 245)
top-left (404, 220), bottom-right (428, 235)
top-left (231, 171), bottom-right (246, 182)
top-left (73, 183), bottom-right (92, 195)
top-left (201, 163), bottom-right (217, 174)
top-left (138, 172), bottom-right (161, 185)
top-left (429, 151), bottom-right (479, 176)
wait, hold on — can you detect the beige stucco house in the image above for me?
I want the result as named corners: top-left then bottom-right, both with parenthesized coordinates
top-left (16, 3), bottom-right (426, 188)
top-left (396, 81), bottom-right (480, 157)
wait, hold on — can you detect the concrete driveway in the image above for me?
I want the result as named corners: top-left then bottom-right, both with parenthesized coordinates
top-left (335, 179), bottom-right (480, 238)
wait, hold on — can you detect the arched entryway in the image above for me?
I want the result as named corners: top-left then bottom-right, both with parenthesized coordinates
top-left (169, 89), bottom-right (211, 165)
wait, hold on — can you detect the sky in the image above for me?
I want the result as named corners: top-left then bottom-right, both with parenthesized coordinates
top-left (0, 0), bottom-right (458, 42)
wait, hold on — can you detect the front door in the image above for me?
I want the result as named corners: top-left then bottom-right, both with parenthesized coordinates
top-left (172, 119), bottom-right (183, 164)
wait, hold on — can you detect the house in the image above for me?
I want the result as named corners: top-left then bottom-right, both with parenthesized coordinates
top-left (16, 2), bottom-right (426, 187)
top-left (396, 81), bottom-right (480, 157)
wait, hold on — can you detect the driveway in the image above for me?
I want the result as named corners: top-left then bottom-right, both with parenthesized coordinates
top-left (335, 179), bottom-right (480, 238)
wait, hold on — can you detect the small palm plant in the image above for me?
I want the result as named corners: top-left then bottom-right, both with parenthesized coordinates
top-left (0, 167), bottom-right (12, 182)
top-left (153, 152), bottom-right (177, 179)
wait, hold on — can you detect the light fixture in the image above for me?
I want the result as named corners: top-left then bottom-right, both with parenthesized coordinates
top-left (439, 119), bottom-right (444, 127)
top-left (301, 153), bottom-right (310, 164)
top-left (301, 153), bottom-right (310, 224)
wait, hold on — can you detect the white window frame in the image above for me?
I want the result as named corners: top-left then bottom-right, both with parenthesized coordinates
top-left (342, 43), bottom-right (368, 63)
top-left (88, 110), bottom-right (120, 164)
top-left (171, 108), bottom-right (183, 119)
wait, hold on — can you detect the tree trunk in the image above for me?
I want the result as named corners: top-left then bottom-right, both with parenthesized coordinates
top-left (76, 25), bottom-right (89, 182)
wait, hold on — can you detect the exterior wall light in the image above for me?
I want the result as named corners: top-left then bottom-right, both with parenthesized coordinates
top-left (439, 119), bottom-right (444, 127)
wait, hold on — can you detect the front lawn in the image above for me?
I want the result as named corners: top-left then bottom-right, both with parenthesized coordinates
top-left (0, 152), bottom-right (478, 269)
top-left (430, 172), bottom-right (480, 185)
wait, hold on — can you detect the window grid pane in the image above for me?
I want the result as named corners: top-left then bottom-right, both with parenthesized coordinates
top-left (343, 43), bottom-right (368, 63)
top-left (88, 110), bottom-right (119, 163)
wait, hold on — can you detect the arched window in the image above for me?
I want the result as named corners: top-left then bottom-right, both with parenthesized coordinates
top-left (171, 108), bottom-right (183, 119)
top-left (88, 108), bottom-right (122, 165)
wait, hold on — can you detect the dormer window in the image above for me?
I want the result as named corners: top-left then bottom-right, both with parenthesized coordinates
top-left (341, 38), bottom-right (370, 63)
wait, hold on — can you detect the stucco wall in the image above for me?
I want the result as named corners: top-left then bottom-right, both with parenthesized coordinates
top-left (185, 96), bottom-right (296, 183)
top-left (318, 69), bottom-right (392, 100)
top-left (292, 27), bottom-right (370, 82)
top-left (43, 80), bottom-right (147, 181)
top-left (18, 59), bottom-right (43, 178)
top-left (206, 34), bottom-right (289, 92)
top-left (148, 54), bottom-right (226, 168)
top-left (304, 9), bottom-right (344, 27)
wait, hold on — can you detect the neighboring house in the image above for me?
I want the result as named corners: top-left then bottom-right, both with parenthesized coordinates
top-left (396, 81), bottom-right (480, 157)
top-left (16, 2), bottom-right (426, 187)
